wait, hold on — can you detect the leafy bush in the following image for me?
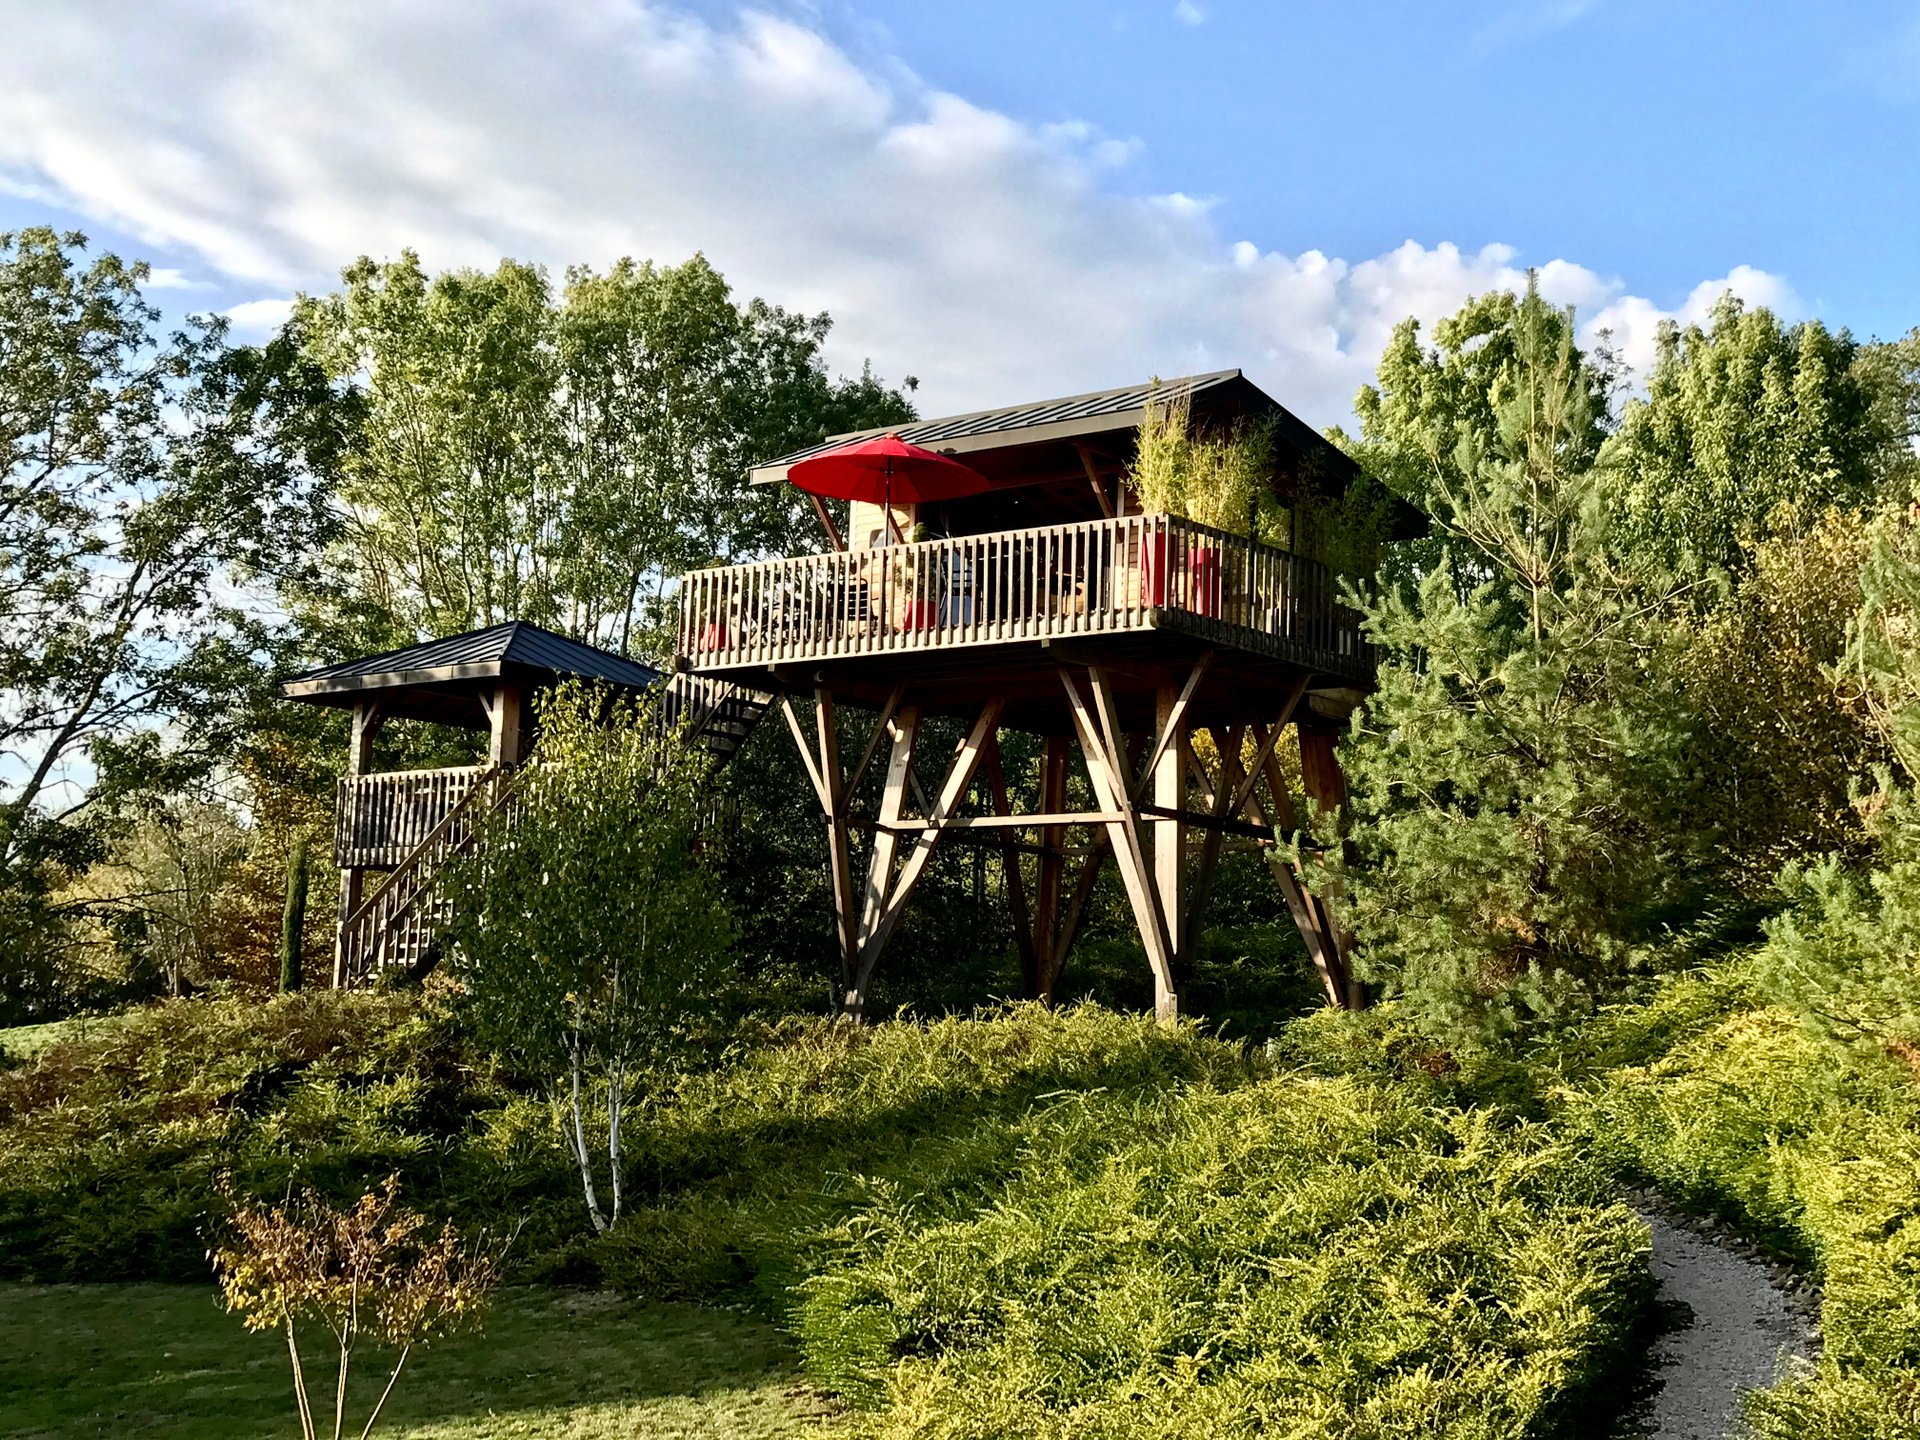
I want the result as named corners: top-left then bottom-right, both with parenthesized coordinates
top-left (0, 990), bottom-right (575, 1281)
top-left (1560, 962), bottom-right (1920, 1437)
top-left (800, 1087), bottom-right (1644, 1439)
top-left (592, 1005), bottom-right (1647, 1438)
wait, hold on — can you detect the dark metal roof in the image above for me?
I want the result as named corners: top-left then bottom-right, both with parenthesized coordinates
top-left (750, 369), bottom-right (1253, 484)
top-left (281, 621), bottom-right (661, 704)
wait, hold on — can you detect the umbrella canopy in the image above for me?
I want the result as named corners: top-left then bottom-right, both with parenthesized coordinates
top-left (787, 433), bottom-right (991, 506)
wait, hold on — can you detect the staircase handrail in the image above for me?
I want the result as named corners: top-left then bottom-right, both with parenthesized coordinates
top-left (341, 762), bottom-right (515, 936)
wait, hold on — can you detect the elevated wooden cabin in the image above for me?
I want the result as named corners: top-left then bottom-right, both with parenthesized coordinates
top-left (678, 370), bottom-right (1426, 1019)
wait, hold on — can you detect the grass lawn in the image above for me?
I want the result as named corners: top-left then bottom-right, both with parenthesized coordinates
top-left (0, 1017), bottom-right (117, 1062)
top-left (0, 1283), bottom-right (824, 1438)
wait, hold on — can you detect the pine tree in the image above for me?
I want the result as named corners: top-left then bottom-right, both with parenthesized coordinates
top-left (1323, 277), bottom-right (1692, 1043)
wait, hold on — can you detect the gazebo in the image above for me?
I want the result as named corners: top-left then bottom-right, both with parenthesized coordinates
top-left (281, 620), bottom-right (762, 985)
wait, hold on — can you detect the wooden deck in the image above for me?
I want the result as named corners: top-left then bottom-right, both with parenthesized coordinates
top-left (676, 514), bottom-right (1372, 697)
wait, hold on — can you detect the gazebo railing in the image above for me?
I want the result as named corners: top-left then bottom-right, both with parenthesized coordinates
top-left (335, 764), bottom-right (489, 870)
top-left (677, 512), bottom-right (1370, 679)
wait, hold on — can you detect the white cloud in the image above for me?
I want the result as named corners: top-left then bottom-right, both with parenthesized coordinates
top-left (0, 0), bottom-right (1789, 428)
top-left (222, 297), bottom-right (295, 339)
top-left (1585, 265), bottom-right (1801, 377)
top-left (1173, 2), bottom-right (1207, 26)
top-left (142, 265), bottom-right (204, 289)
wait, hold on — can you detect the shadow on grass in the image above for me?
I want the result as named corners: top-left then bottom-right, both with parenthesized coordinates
top-left (1, 1282), bottom-right (819, 1439)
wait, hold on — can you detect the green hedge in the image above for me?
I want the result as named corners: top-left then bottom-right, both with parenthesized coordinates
top-left (1560, 964), bottom-right (1920, 1438)
top-left (0, 991), bottom-right (576, 1281)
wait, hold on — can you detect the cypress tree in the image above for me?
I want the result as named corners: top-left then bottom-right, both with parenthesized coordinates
top-left (279, 833), bottom-right (309, 992)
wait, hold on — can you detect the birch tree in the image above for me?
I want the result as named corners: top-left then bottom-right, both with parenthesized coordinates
top-left (438, 684), bottom-right (730, 1231)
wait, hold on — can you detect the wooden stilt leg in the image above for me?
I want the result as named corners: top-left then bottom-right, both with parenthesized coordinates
top-left (860, 706), bottom-right (920, 944)
top-left (1063, 668), bottom-right (1176, 1022)
top-left (783, 691), bottom-right (863, 1009)
top-left (1032, 735), bottom-right (1069, 1000)
top-left (1185, 725), bottom-right (1244, 958)
top-left (848, 701), bottom-right (1005, 1015)
top-left (334, 867), bottom-right (363, 988)
top-left (1297, 724), bottom-right (1361, 1009)
top-left (1152, 684), bottom-right (1188, 1014)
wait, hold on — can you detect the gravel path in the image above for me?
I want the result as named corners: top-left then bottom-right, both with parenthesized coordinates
top-left (1613, 1207), bottom-right (1818, 1439)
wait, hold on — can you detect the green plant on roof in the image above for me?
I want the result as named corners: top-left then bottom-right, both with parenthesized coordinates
top-left (1130, 381), bottom-right (1283, 540)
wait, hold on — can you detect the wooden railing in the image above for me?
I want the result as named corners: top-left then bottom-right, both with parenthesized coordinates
top-left (337, 765), bottom-right (517, 987)
top-left (335, 765), bottom-right (487, 869)
top-left (677, 513), bottom-right (1371, 681)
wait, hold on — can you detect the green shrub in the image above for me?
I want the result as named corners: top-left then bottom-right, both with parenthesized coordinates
top-left (0, 990), bottom-right (577, 1281)
top-left (590, 1005), bottom-right (1647, 1438)
top-left (1559, 961), bottom-right (1920, 1434)
top-left (795, 1083), bottom-right (1643, 1439)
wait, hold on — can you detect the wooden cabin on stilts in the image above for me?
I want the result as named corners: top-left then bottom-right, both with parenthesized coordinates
top-left (676, 370), bottom-right (1426, 1021)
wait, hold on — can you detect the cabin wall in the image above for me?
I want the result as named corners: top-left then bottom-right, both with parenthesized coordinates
top-left (848, 499), bottom-right (918, 549)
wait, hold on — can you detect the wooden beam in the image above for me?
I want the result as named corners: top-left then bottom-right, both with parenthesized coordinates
top-left (487, 683), bottom-right (525, 768)
top-left (869, 811), bottom-right (1126, 832)
top-left (844, 683), bottom-right (907, 799)
top-left (850, 700), bottom-right (1006, 1012)
top-left (778, 695), bottom-right (828, 811)
top-left (1063, 667), bottom-right (1175, 1019)
top-left (1185, 725), bottom-right (1244, 957)
top-left (1152, 681), bottom-right (1188, 1008)
top-left (348, 700), bottom-right (386, 777)
top-left (1131, 652), bottom-right (1212, 804)
top-left (1229, 675), bottom-right (1311, 819)
top-left (859, 705), bottom-right (920, 946)
top-left (808, 492), bottom-right (846, 552)
top-left (1076, 443), bottom-right (1115, 519)
top-left (812, 689), bottom-right (861, 999)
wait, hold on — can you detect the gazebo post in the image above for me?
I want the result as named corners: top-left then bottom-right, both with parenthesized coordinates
top-left (484, 682), bottom-right (525, 768)
top-left (335, 699), bottom-right (386, 987)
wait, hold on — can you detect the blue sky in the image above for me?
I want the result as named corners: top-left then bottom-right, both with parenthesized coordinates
top-left (813, 0), bottom-right (1918, 339)
top-left (2, 1), bottom-right (1914, 426)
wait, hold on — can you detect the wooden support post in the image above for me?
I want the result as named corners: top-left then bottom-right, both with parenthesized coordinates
top-left (1032, 735), bottom-right (1070, 1000)
top-left (780, 691), bottom-right (861, 1002)
top-left (859, 706), bottom-right (921, 949)
top-left (1152, 683), bottom-right (1188, 1010)
top-left (814, 691), bottom-right (862, 1007)
top-left (334, 700), bottom-right (386, 988)
top-left (486, 683), bottom-right (525, 768)
top-left (1185, 725), bottom-right (1244, 958)
top-left (1063, 667), bottom-right (1176, 1022)
top-left (846, 700), bottom-right (1005, 1018)
top-left (1297, 723), bottom-right (1361, 1008)
top-left (1298, 725), bottom-right (1349, 815)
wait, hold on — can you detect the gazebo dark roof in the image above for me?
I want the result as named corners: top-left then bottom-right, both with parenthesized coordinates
top-left (747, 369), bottom-right (1426, 540)
top-left (280, 621), bottom-right (661, 729)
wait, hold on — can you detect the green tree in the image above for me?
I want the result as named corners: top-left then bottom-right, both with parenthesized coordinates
top-left (1325, 278), bottom-right (1690, 1042)
top-left (0, 227), bottom-right (347, 1021)
top-left (1604, 296), bottom-right (1919, 580)
top-left (439, 685), bottom-right (731, 1232)
top-left (292, 251), bottom-right (913, 658)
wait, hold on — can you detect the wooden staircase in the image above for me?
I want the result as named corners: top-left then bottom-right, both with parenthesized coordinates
top-left (335, 677), bottom-right (771, 988)
top-left (659, 673), bottom-right (772, 765)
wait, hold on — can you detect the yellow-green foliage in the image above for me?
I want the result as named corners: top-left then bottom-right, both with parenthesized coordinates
top-left (598, 1005), bottom-right (1647, 1440)
top-left (805, 1087), bottom-right (1642, 1440)
top-left (1562, 965), bottom-right (1920, 1438)
top-left (0, 991), bottom-right (576, 1281)
top-left (1673, 511), bottom-right (1884, 892)
top-left (1130, 385), bottom-right (1281, 539)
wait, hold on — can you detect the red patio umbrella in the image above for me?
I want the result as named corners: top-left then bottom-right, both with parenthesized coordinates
top-left (787, 434), bottom-right (991, 522)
